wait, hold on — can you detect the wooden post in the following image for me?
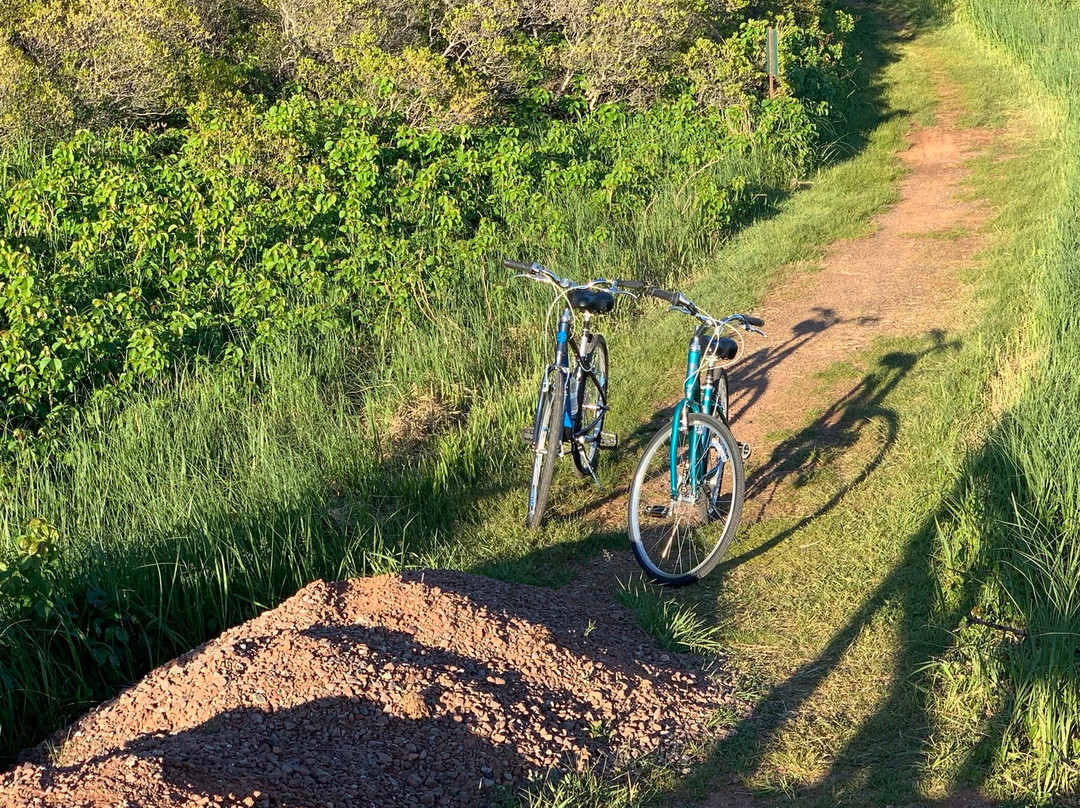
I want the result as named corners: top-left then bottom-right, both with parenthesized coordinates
top-left (766, 27), bottom-right (778, 99)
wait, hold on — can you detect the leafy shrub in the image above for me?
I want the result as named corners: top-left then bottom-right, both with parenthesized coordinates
top-left (0, 517), bottom-right (58, 616)
top-left (0, 516), bottom-right (156, 751)
top-left (18, 0), bottom-right (218, 121)
top-left (1, 88), bottom-right (805, 444)
top-left (0, 43), bottom-right (72, 148)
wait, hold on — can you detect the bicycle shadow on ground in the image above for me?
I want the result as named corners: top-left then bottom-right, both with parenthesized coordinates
top-left (634, 329), bottom-right (1030, 805)
top-left (714, 330), bottom-right (958, 575)
top-left (726, 306), bottom-right (848, 429)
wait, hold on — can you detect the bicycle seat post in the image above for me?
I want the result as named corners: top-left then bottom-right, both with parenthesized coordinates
top-left (579, 311), bottom-right (594, 349)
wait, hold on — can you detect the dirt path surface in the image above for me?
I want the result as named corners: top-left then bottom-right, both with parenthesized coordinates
top-left (699, 86), bottom-right (1000, 807)
top-left (1, 570), bottom-right (732, 807)
top-left (729, 100), bottom-right (992, 520)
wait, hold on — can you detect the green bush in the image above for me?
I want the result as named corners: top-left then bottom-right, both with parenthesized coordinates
top-left (0, 43), bottom-right (72, 149)
top-left (0, 0), bottom-right (851, 138)
top-left (0, 84), bottom-right (822, 445)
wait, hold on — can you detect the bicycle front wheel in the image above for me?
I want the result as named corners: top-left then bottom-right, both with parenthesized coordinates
top-left (527, 369), bottom-right (566, 530)
top-left (627, 410), bottom-right (744, 585)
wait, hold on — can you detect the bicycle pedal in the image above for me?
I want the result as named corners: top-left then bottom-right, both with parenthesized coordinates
top-left (739, 441), bottom-right (752, 460)
top-left (598, 431), bottom-right (619, 449)
top-left (521, 427), bottom-right (535, 444)
top-left (644, 505), bottom-right (669, 518)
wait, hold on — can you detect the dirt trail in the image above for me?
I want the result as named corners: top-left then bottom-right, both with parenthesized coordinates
top-left (699, 87), bottom-right (1000, 807)
top-left (728, 98), bottom-right (992, 519)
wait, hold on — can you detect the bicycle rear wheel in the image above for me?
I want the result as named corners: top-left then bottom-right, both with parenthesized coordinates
top-left (709, 368), bottom-right (730, 424)
top-left (627, 410), bottom-right (744, 585)
top-left (527, 369), bottom-right (566, 530)
top-left (571, 335), bottom-right (608, 477)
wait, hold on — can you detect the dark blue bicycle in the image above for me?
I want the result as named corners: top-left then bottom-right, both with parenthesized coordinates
top-left (627, 287), bottom-right (765, 585)
top-left (504, 260), bottom-right (640, 529)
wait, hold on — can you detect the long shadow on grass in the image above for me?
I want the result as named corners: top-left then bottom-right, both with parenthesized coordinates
top-left (663, 442), bottom-right (1022, 807)
top-left (625, 324), bottom-right (1030, 806)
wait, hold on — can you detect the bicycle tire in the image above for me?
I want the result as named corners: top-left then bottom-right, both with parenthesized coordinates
top-left (709, 369), bottom-right (730, 424)
top-left (571, 335), bottom-right (608, 477)
top-left (627, 410), bottom-right (744, 585)
top-left (526, 369), bottom-right (566, 530)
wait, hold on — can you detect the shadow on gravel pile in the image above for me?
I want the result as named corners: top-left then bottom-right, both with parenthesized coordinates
top-left (1, 569), bottom-right (733, 808)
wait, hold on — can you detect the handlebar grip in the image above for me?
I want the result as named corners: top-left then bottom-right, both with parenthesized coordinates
top-left (648, 286), bottom-right (680, 304)
top-left (616, 278), bottom-right (645, 289)
top-left (744, 315), bottom-right (765, 327)
top-left (503, 259), bottom-right (531, 272)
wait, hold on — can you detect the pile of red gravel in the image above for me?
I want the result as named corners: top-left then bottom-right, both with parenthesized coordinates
top-left (1, 569), bottom-right (733, 808)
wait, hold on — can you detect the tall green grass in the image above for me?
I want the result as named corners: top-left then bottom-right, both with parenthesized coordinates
top-left (935, 0), bottom-right (1080, 798)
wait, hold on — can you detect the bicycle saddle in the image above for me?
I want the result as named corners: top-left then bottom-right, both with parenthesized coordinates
top-left (569, 289), bottom-right (616, 314)
top-left (699, 335), bottom-right (739, 361)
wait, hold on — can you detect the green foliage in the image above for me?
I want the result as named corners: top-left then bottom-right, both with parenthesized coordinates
top-left (0, 0), bottom-right (852, 141)
top-left (0, 515), bottom-right (160, 749)
top-left (0, 88), bottom-right (815, 444)
top-left (0, 44), bottom-right (72, 149)
top-left (0, 517), bottom-right (58, 615)
top-left (0, 0), bottom-right (854, 765)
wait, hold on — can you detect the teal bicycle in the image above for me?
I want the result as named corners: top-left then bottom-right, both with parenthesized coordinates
top-left (627, 287), bottom-right (765, 585)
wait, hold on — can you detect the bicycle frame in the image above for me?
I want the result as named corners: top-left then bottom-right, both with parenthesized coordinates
top-left (536, 307), bottom-right (608, 443)
top-left (668, 329), bottom-right (727, 500)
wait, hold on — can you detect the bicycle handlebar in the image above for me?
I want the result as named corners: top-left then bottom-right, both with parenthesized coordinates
top-left (647, 286), bottom-right (694, 309)
top-left (505, 259), bottom-right (642, 296)
top-left (647, 285), bottom-right (765, 333)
